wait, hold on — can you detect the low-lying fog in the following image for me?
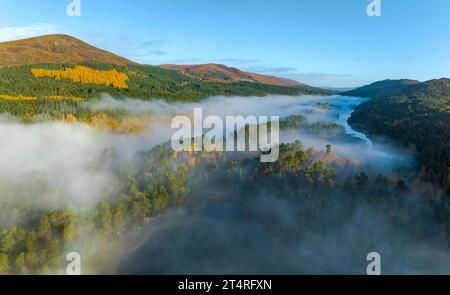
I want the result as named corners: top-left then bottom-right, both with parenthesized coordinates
top-left (2, 94), bottom-right (446, 274)
top-left (90, 94), bottom-right (413, 171)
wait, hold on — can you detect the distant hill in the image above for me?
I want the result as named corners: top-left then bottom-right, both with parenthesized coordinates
top-left (0, 34), bottom-right (137, 67)
top-left (344, 78), bottom-right (450, 100)
top-left (159, 63), bottom-right (304, 87)
top-left (324, 87), bottom-right (356, 92)
top-left (403, 78), bottom-right (450, 98)
top-left (343, 79), bottom-right (420, 99)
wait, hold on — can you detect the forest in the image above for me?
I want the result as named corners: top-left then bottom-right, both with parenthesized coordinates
top-left (0, 63), bottom-right (330, 101)
top-left (0, 63), bottom-right (332, 126)
top-left (348, 80), bottom-right (450, 193)
top-left (1, 135), bottom-right (449, 274)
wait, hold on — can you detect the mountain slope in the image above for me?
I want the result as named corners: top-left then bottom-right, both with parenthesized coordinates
top-left (0, 35), bottom-right (305, 87)
top-left (403, 78), bottom-right (450, 98)
top-left (343, 79), bottom-right (420, 99)
top-left (348, 78), bottom-right (450, 190)
top-left (159, 63), bottom-right (303, 87)
top-left (344, 78), bottom-right (450, 100)
top-left (0, 34), bottom-right (137, 67)
top-left (0, 35), bottom-right (333, 125)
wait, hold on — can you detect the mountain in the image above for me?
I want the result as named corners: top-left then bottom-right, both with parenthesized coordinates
top-left (344, 78), bottom-right (450, 100)
top-left (403, 78), bottom-right (450, 98)
top-left (159, 63), bottom-right (304, 87)
top-left (323, 87), bottom-right (357, 92)
top-left (0, 35), bottom-right (306, 87)
top-left (343, 79), bottom-right (420, 99)
top-left (0, 34), bottom-right (137, 67)
top-left (1, 35), bottom-right (306, 87)
top-left (0, 34), bottom-right (333, 121)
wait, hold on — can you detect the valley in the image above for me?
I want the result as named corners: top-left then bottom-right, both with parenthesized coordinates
top-left (0, 34), bottom-right (448, 275)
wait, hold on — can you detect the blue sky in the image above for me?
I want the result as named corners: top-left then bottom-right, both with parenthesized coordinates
top-left (1, 0), bottom-right (450, 87)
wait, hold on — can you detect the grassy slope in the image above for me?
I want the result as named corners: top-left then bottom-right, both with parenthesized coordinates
top-left (0, 34), bottom-right (136, 67)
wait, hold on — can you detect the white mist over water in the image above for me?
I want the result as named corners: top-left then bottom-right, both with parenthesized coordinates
top-left (101, 96), bottom-right (447, 275)
top-left (0, 121), bottom-right (173, 210)
top-left (1, 94), bottom-right (441, 274)
top-left (90, 94), bottom-right (407, 167)
top-left (0, 94), bottom-right (412, 211)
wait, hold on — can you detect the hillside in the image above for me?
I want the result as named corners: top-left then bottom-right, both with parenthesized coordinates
top-left (343, 78), bottom-right (450, 100)
top-left (0, 34), bottom-right (137, 67)
top-left (0, 63), bottom-right (327, 102)
top-left (0, 35), bottom-right (332, 126)
top-left (159, 63), bottom-right (303, 87)
top-left (403, 78), bottom-right (450, 98)
top-left (0, 35), bottom-right (305, 88)
top-left (342, 79), bottom-right (420, 98)
top-left (0, 62), bottom-right (333, 125)
top-left (348, 78), bottom-right (450, 191)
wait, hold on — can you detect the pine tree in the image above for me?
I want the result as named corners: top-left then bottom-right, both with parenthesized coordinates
top-left (0, 253), bottom-right (9, 275)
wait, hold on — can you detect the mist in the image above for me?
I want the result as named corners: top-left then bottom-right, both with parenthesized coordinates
top-left (0, 120), bottom-right (171, 212)
top-left (2, 94), bottom-right (444, 275)
top-left (118, 187), bottom-right (450, 275)
top-left (89, 94), bottom-right (414, 173)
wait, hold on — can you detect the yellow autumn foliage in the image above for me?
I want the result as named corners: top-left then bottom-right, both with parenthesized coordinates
top-left (31, 66), bottom-right (129, 89)
top-left (0, 95), bottom-right (37, 101)
top-left (171, 151), bottom-right (179, 160)
top-left (48, 96), bottom-right (84, 102)
top-left (0, 95), bottom-right (84, 102)
top-left (87, 114), bottom-right (150, 133)
top-left (188, 157), bottom-right (197, 168)
top-left (60, 112), bottom-right (151, 134)
top-left (60, 114), bottom-right (78, 123)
